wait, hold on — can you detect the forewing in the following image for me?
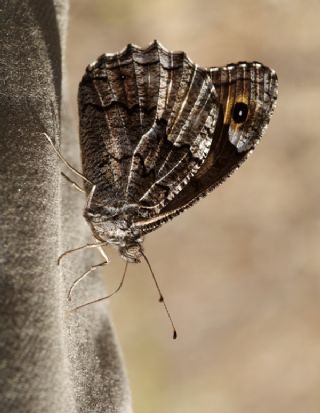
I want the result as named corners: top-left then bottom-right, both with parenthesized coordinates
top-left (134, 62), bottom-right (278, 234)
top-left (78, 41), bottom-right (218, 210)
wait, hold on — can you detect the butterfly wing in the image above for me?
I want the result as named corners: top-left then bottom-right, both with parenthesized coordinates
top-left (133, 62), bottom-right (278, 234)
top-left (79, 41), bottom-right (219, 212)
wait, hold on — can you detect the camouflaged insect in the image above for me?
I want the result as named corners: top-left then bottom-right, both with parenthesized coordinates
top-left (78, 40), bottom-right (278, 263)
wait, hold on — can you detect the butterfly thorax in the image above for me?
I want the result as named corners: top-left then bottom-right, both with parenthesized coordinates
top-left (84, 202), bottom-right (144, 263)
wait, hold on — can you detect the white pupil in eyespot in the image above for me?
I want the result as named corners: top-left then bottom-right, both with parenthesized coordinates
top-left (232, 102), bottom-right (248, 123)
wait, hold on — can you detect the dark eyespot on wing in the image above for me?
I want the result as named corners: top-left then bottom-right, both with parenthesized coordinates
top-left (232, 102), bottom-right (249, 123)
top-left (210, 62), bottom-right (278, 152)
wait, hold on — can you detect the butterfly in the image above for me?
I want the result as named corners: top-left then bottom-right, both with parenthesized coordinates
top-left (45, 40), bottom-right (277, 338)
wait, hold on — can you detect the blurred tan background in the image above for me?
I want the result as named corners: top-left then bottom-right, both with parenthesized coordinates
top-left (66, 1), bottom-right (320, 412)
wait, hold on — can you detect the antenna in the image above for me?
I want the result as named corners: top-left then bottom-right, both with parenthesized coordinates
top-left (141, 251), bottom-right (177, 340)
top-left (69, 261), bottom-right (128, 312)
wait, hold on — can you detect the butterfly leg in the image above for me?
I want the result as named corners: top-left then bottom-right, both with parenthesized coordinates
top-left (69, 262), bottom-right (129, 312)
top-left (98, 245), bottom-right (110, 262)
top-left (58, 241), bottom-right (108, 265)
top-left (61, 171), bottom-right (86, 193)
top-left (85, 184), bottom-right (98, 212)
top-left (67, 260), bottom-right (109, 301)
top-left (43, 132), bottom-right (93, 185)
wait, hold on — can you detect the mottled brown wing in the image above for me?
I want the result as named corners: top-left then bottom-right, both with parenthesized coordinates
top-left (78, 41), bottom-right (218, 211)
top-left (133, 62), bottom-right (278, 234)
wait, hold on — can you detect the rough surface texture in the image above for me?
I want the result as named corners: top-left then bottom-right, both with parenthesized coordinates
top-left (0, 1), bottom-right (131, 412)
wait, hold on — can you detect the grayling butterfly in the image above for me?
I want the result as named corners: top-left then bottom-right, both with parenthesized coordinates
top-left (45, 40), bottom-right (278, 338)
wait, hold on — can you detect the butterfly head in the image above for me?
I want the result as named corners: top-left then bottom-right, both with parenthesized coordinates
top-left (210, 62), bottom-right (278, 153)
top-left (119, 242), bottom-right (143, 263)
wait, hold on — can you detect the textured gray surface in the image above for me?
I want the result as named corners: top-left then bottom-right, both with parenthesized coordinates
top-left (0, 1), bottom-right (131, 412)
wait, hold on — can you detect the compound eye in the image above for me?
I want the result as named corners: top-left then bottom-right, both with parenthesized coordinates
top-left (232, 102), bottom-right (249, 124)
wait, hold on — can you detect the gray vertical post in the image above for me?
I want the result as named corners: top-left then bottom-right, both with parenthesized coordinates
top-left (0, 1), bottom-right (131, 412)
